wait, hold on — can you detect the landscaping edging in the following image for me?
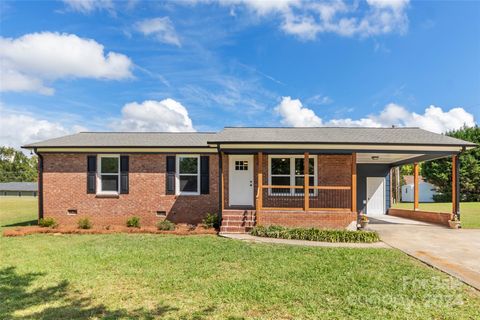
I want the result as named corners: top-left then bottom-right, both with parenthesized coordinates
top-left (221, 233), bottom-right (389, 248)
top-left (3, 225), bottom-right (217, 237)
top-left (388, 208), bottom-right (452, 226)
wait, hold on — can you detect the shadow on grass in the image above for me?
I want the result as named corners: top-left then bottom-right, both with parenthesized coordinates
top-left (0, 266), bottom-right (183, 319)
top-left (1, 220), bottom-right (38, 228)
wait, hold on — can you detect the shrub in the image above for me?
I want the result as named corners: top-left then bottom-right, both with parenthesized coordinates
top-left (250, 225), bottom-right (380, 243)
top-left (38, 218), bottom-right (57, 228)
top-left (202, 213), bottom-right (219, 229)
top-left (78, 218), bottom-right (92, 229)
top-left (126, 216), bottom-right (141, 228)
top-left (157, 220), bottom-right (175, 231)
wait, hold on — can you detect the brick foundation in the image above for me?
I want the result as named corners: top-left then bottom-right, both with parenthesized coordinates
top-left (42, 153), bottom-right (219, 228)
top-left (256, 210), bottom-right (357, 229)
top-left (388, 208), bottom-right (452, 226)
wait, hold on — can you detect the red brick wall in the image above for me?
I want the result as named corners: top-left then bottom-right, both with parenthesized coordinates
top-left (388, 208), bottom-right (452, 226)
top-left (256, 210), bottom-right (356, 229)
top-left (42, 153), bottom-right (219, 227)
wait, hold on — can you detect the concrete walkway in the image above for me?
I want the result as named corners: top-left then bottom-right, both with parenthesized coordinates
top-left (369, 215), bottom-right (480, 290)
top-left (220, 233), bottom-right (389, 248)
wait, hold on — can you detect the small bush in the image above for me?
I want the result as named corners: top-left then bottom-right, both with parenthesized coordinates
top-left (250, 225), bottom-right (380, 243)
top-left (77, 218), bottom-right (92, 229)
top-left (126, 216), bottom-right (141, 228)
top-left (202, 213), bottom-right (219, 229)
top-left (38, 218), bottom-right (57, 228)
top-left (157, 220), bottom-right (175, 231)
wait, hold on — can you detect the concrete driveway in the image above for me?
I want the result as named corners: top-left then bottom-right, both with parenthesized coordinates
top-left (369, 215), bottom-right (480, 290)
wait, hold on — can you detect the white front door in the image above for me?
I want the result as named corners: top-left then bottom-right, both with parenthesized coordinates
top-left (366, 177), bottom-right (386, 215)
top-left (229, 155), bottom-right (254, 206)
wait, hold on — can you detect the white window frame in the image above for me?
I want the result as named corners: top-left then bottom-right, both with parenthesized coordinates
top-left (176, 155), bottom-right (200, 196)
top-left (97, 154), bottom-right (120, 195)
top-left (268, 155), bottom-right (317, 196)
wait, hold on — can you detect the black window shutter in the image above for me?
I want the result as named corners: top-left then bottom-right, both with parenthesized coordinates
top-left (166, 156), bottom-right (176, 195)
top-left (200, 156), bottom-right (209, 194)
top-left (87, 155), bottom-right (96, 194)
top-left (120, 155), bottom-right (129, 194)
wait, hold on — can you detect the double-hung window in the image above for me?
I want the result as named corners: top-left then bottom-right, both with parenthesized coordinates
top-left (97, 155), bottom-right (120, 194)
top-left (269, 155), bottom-right (317, 195)
top-left (176, 155), bottom-right (200, 195)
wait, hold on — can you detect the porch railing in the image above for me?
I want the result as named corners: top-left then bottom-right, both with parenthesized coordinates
top-left (256, 185), bottom-right (351, 211)
top-left (254, 151), bottom-right (356, 212)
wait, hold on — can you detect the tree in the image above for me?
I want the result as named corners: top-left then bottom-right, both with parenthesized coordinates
top-left (422, 126), bottom-right (480, 202)
top-left (0, 147), bottom-right (38, 182)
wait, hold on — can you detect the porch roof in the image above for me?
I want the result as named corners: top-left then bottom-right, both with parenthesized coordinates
top-left (209, 127), bottom-right (476, 148)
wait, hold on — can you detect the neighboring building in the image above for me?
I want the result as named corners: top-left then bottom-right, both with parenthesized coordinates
top-left (22, 127), bottom-right (475, 232)
top-left (0, 182), bottom-right (37, 197)
top-left (401, 175), bottom-right (437, 203)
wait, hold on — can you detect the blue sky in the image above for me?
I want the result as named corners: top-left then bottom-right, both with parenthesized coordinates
top-left (0, 0), bottom-right (479, 148)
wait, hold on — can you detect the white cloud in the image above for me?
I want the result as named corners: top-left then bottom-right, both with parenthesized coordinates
top-left (194, 0), bottom-right (410, 40)
top-left (275, 96), bottom-right (322, 126)
top-left (135, 17), bottom-right (181, 47)
top-left (113, 99), bottom-right (195, 132)
top-left (0, 32), bottom-right (133, 95)
top-left (0, 105), bottom-right (86, 150)
top-left (275, 97), bottom-right (476, 133)
top-left (62, 0), bottom-right (114, 13)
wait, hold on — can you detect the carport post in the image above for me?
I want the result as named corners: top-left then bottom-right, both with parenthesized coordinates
top-left (413, 162), bottom-right (419, 211)
top-left (452, 155), bottom-right (460, 220)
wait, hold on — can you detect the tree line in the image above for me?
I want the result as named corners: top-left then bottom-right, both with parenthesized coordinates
top-left (0, 147), bottom-right (38, 182)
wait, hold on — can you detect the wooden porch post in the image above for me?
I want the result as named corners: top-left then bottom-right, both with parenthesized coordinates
top-left (257, 152), bottom-right (263, 210)
top-left (304, 152), bottom-right (309, 211)
top-left (452, 155), bottom-right (460, 218)
top-left (221, 152), bottom-right (225, 212)
top-left (351, 153), bottom-right (357, 213)
top-left (414, 162), bottom-right (419, 210)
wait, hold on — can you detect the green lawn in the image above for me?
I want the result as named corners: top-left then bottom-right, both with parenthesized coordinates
top-left (392, 202), bottom-right (480, 228)
top-left (1, 198), bottom-right (480, 319)
top-left (0, 196), bottom-right (38, 230)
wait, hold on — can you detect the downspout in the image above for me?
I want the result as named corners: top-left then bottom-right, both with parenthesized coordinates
top-left (217, 144), bottom-right (223, 223)
top-left (34, 149), bottom-right (44, 221)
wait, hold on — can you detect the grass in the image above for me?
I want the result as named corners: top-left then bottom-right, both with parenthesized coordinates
top-left (0, 196), bottom-right (37, 229)
top-left (1, 197), bottom-right (479, 319)
top-left (392, 202), bottom-right (480, 229)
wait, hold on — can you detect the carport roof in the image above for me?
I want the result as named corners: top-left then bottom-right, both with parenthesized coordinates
top-left (208, 127), bottom-right (476, 147)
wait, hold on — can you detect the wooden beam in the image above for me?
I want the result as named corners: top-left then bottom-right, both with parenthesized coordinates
top-left (304, 152), bottom-right (309, 211)
top-left (414, 162), bottom-right (419, 210)
top-left (351, 153), bottom-right (357, 213)
top-left (221, 152), bottom-right (225, 212)
top-left (257, 152), bottom-right (263, 210)
top-left (452, 155), bottom-right (459, 215)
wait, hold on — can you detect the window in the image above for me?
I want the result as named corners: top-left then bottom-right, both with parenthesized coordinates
top-left (176, 155), bottom-right (200, 195)
top-left (235, 160), bottom-right (248, 171)
top-left (97, 155), bottom-right (120, 194)
top-left (269, 155), bottom-right (317, 195)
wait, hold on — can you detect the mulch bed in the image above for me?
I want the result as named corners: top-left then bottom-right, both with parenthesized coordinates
top-left (3, 224), bottom-right (218, 237)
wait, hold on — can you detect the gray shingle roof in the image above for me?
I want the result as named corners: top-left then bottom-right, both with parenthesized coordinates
top-left (0, 182), bottom-right (37, 192)
top-left (22, 127), bottom-right (476, 149)
top-left (208, 127), bottom-right (476, 146)
top-left (23, 132), bottom-right (217, 148)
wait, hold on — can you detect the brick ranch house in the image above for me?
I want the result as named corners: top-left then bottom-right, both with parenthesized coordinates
top-left (23, 127), bottom-right (476, 233)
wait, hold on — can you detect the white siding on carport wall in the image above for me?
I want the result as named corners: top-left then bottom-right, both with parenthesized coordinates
top-left (401, 182), bottom-right (437, 202)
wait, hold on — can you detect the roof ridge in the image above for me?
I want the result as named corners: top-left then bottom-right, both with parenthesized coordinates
top-left (222, 126), bottom-right (422, 129)
top-left (78, 131), bottom-right (217, 134)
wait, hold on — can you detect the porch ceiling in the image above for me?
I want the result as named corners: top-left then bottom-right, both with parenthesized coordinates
top-left (357, 153), bottom-right (422, 164)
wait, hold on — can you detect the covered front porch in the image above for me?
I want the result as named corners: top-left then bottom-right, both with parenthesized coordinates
top-left (219, 149), bottom-right (461, 233)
